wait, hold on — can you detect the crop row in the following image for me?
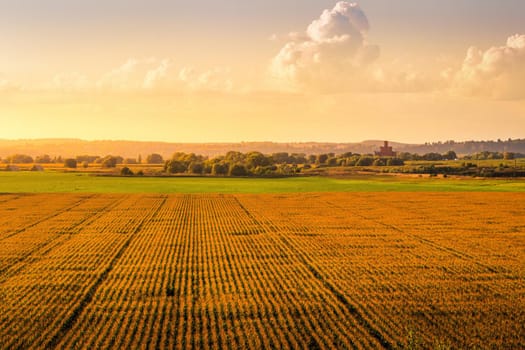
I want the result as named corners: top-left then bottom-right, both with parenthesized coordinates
top-left (0, 193), bottom-right (523, 349)
top-left (237, 192), bottom-right (525, 348)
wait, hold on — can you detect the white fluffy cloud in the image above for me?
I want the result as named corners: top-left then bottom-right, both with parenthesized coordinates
top-left (270, 3), bottom-right (525, 97)
top-left (271, 1), bottom-right (379, 92)
top-left (90, 58), bottom-right (233, 93)
top-left (452, 34), bottom-right (525, 99)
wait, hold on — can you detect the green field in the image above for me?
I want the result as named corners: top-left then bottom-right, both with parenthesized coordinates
top-left (1, 171), bottom-right (525, 193)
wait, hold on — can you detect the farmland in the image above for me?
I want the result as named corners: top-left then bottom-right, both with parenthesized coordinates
top-left (1, 171), bottom-right (525, 193)
top-left (0, 192), bottom-right (524, 349)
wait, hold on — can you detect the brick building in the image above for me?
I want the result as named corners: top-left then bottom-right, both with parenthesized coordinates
top-left (375, 141), bottom-right (396, 157)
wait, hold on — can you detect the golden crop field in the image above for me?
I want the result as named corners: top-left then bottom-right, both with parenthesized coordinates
top-left (0, 193), bottom-right (524, 349)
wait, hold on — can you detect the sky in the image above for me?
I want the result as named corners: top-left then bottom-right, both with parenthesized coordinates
top-left (1, 0), bottom-right (524, 143)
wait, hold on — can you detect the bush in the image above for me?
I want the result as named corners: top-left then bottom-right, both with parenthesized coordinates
top-left (387, 158), bottom-right (405, 166)
top-left (64, 159), bottom-right (77, 168)
top-left (120, 167), bottom-right (134, 176)
top-left (30, 165), bottom-right (44, 171)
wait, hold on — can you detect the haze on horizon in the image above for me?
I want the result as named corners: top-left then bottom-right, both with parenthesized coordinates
top-left (1, 0), bottom-right (524, 144)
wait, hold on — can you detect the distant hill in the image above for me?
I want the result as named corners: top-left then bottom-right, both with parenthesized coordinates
top-left (0, 138), bottom-right (524, 159)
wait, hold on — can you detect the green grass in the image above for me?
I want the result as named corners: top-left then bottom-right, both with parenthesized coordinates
top-left (1, 171), bottom-right (525, 193)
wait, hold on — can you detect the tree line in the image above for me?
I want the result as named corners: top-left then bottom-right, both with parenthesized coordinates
top-left (3, 150), bottom-right (524, 177)
top-left (1, 154), bottom-right (164, 168)
top-left (158, 151), bottom-right (406, 176)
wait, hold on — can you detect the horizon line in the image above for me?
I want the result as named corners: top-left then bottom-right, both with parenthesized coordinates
top-left (0, 137), bottom-right (523, 145)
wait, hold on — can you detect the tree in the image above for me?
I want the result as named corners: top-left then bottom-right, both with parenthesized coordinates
top-left (442, 150), bottom-right (457, 160)
top-left (35, 155), bottom-right (52, 164)
top-left (7, 154), bottom-right (33, 164)
top-left (326, 157), bottom-right (338, 167)
top-left (124, 158), bottom-right (138, 164)
top-left (229, 163), bottom-right (248, 176)
top-left (146, 153), bottom-right (164, 164)
top-left (290, 153), bottom-right (307, 164)
top-left (387, 158), bottom-right (404, 166)
top-left (100, 156), bottom-right (118, 168)
top-left (76, 155), bottom-right (99, 163)
top-left (422, 153), bottom-right (443, 161)
top-left (225, 151), bottom-right (245, 163)
top-left (272, 152), bottom-right (290, 164)
top-left (373, 158), bottom-right (385, 166)
top-left (64, 158), bottom-right (77, 168)
top-left (397, 152), bottom-right (413, 161)
top-left (246, 152), bottom-right (270, 169)
top-left (188, 162), bottom-right (204, 174)
top-left (165, 160), bottom-right (187, 174)
top-left (317, 154), bottom-right (329, 165)
top-left (212, 163), bottom-right (229, 176)
top-left (120, 166), bottom-right (134, 176)
top-left (203, 162), bottom-right (213, 174)
top-left (346, 155), bottom-right (361, 166)
top-left (356, 156), bottom-right (374, 166)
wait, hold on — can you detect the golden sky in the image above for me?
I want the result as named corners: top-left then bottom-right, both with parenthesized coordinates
top-left (1, 1), bottom-right (524, 143)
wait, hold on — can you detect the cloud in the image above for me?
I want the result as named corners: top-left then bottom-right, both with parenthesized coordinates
top-left (369, 63), bottom-right (443, 93)
top-left (97, 58), bottom-right (142, 91)
top-left (452, 34), bottom-right (525, 99)
top-left (143, 59), bottom-right (172, 90)
top-left (92, 58), bottom-right (233, 93)
top-left (271, 5), bottom-right (524, 98)
top-left (51, 72), bottom-right (90, 92)
top-left (178, 67), bottom-right (233, 93)
top-left (270, 1), bottom-right (379, 92)
top-left (0, 74), bottom-right (20, 93)
top-left (0, 79), bottom-right (12, 91)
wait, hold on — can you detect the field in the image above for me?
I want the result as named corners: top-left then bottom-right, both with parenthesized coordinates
top-left (1, 171), bottom-right (525, 193)
top-left (0, 192), bottom-right (524, 349)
